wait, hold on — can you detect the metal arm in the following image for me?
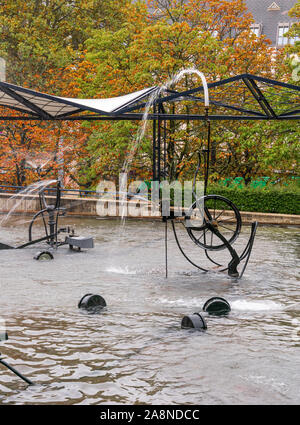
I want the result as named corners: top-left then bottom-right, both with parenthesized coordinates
top-left (0, 355), bottom-right (34, 385)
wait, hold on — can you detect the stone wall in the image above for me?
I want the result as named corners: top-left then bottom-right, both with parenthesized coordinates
top-left (0, 193), bottom-right (299, 225)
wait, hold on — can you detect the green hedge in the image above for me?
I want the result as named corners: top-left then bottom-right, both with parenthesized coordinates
top-left (149, 181), bottom-right (300, 215)
top-left (206, 186), bottom-right (300, 215)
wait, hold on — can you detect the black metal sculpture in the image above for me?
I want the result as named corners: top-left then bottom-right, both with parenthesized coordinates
top-left (160, 107), bottom-right (258, 279)
top-left (0, 181), bottom-right (94, 253)
top-left (170, 186), bottom-right (258, 279)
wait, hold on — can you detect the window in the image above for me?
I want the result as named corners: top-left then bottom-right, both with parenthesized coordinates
top-left (277, 23), bottom-right (290, 46)
top-left (250, 23), bottom-right (262, 37)
top-left (290, 36), bottom-right (299, 46)
top-left (277, 23), bottom-right (299, 46)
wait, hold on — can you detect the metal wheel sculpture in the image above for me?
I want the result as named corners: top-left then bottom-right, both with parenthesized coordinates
top-left (0, 181), bottom-right (67, 250)
top-left (168, 144), bottom-right (258, 279)
top-left (29, 180), bottom-right (65, 248)
top-left (160, 73), bottom-right (258, 279)
top-left (185, 194), bottom-right (242, 251)
top-left (171, 200), bottom-right (257, 278)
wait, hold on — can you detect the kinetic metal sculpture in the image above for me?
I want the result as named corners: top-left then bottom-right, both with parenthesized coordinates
top-left (157, 73), bottom-right (257, 278)
top-left (0, 73), bottom-right (299, 275)
top-left (0, 180), bottom-right (94, 254)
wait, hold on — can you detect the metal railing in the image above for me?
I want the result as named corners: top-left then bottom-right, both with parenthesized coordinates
top-left (0, 184), bottom-right (99, 198)
top-left (0, 184), bottom-right (149, 201)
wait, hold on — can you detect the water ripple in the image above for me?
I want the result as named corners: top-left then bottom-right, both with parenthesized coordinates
top-left (0, 220), bottom-right (299, 404)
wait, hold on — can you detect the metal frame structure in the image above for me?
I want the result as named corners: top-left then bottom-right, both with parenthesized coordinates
top-left (1, 72), bottom-right (299, 184)
top-left (0, 72), bottom-right (299, 278)
top-left (0, 74), bottom-right (299, 122)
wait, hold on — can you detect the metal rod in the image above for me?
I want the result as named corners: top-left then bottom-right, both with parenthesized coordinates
top-left (204, 108), bottom-right (210, 196)
top-left (165, 220), bottom-right (168, 279)
top-left (238, 222), bottom-right (258, 279)
top-left (39, 194), bottom-right (49, 240)
top-left (0, 84), bottom-right (52, 119)
top-left (0, 357), bottom-right (34, 385)
top-left (163, 118), bottom-right (167, 178)
top-left (171, 220), bottom-right (208, 273)
top-left (152, 104), bottom-right (157, 181)
top-left (16, 231), bottom-right (60, 249)
top-left (157, 103), bottom-right (162, 182)
top-left (242, 77), bottom-right (277, 118)
top-left (28, 208), bottom-right (48, 242)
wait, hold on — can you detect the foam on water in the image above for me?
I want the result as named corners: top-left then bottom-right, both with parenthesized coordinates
top-left (105, 266), bottom-right (137, 275)
top-left (157, 297), bottom-right (284, 311)
top-left (231, 299), bottom-right (283, 311)
top-left (158, 297), bottom-right (203, 307)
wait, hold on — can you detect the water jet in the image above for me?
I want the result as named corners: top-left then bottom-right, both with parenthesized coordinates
top-left (0, 180), bottom-right (94, 254)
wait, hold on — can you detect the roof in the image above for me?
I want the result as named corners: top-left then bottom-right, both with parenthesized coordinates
top-left (0, 74), bottom-right (299, 121)
top-left (0, 83), bottom-right (158, 119)
top-left (245, 0), bottom-right (297, 46)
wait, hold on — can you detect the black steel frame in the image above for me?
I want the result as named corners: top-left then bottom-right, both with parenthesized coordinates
top-left (0, 74), bottom-right (299, 122)
top-left (0, 72), bottom-right (299, 278)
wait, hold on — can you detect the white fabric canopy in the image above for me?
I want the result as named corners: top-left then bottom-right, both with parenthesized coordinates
top-left (0, 82), bottom-right (158, 118)
top-left (1, 74), bottom-right (299, 121)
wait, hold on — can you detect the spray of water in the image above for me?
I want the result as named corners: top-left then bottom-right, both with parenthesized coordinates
top-left (0, 179), bottom-right (57, 226)
top-left (120, 67), bottom-right (209, 221)
top-left (231, 299), bottom-right (283, 312)
top-left (26, 158), bottom-right (51, 173)
top-left (112, 68), bottom-right (209, 276)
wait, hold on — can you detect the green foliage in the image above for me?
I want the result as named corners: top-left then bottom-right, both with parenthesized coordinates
top-left (166, 179), bottom-right (300, 214)
top-left (206, 185), bottom-right (300, 215)
top-left (0, 0), bottom-right (129, 88)
top-left (82, 0), bottom-right (298, 184)
top-left (214, 119), bottom-right (300, 185)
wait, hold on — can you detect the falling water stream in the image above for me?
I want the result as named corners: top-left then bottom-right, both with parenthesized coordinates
top-left (122, 67), bottom-right (209, 173)
top-left (120, 67), bottom-right (208, 220)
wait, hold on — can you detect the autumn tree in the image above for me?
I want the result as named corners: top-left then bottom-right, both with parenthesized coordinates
top-left (79, 0), bottom-right (279, 185)
top-left (0, 0), bottom-right (129, 88)
top-left (1, 0), bottom-right (296, 188)
top-left (216, 0), bottom-right (300, 186)
top-left (0, 0), bottom-right (129, 186)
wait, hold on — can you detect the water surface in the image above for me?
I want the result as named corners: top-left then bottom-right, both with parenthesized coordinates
top-left (0, 218), bottom-right (299, 404)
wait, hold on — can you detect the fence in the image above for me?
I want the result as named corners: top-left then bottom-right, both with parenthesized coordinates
top-left (0, 184), bottom-right (101, 198)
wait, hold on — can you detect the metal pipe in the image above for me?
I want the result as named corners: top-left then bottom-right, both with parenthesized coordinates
top-left (28, 208), bottom-right (48, 241)
top-left (0, 357), bottom-right (34, 385)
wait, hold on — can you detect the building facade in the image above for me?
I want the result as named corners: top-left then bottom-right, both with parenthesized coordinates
top-left (245, 0), bottom-right (298, 47)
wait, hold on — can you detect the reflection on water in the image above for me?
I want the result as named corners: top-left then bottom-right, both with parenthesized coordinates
top-left (0, 218), bottom-right (299, 404)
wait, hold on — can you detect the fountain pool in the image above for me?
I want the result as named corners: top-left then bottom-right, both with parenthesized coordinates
top-left (0, 218), bottom-right (299, 404)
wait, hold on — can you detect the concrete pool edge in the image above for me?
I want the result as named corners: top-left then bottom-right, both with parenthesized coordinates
top-left (0, 193), bottom-right (299, 226)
